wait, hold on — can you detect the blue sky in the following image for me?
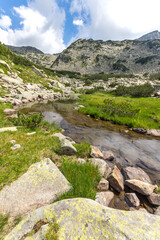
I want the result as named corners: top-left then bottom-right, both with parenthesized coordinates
top-left (0, 0), bottom-right (160, 53)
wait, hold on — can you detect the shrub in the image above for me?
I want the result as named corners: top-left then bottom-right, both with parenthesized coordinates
top-left (85, 87), bottom-right (104, 94)
top-left (114, 83), bottom-right (154, 97)
top-left (12, 112), bottom-right (43, 129)
top-left (135, 56), bottom-right (156, 65)
top-left (100, 99), bottom-right (140, 117)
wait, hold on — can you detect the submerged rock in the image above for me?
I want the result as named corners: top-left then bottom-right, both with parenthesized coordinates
top-left (4, 198), bottom-right (160, 240)
top-left (132, 128), bottom-right (147, 134)
top-left (0, 158), bottom-right (71, 217)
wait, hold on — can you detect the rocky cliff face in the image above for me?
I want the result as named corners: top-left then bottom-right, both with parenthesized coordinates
top-left (50, 38), bottom-right (160, 74)
top-left (137, 30), bottom-right (160, 41)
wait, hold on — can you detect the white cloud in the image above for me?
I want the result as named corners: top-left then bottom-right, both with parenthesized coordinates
top-left (0, 0), bottom-right (66, 53)
top-left (73, 19), bottom-right (83, 26)
top-left (0, 15), bottom-right (12, 29)
top-left (70, 0), bottom-right (160, 41)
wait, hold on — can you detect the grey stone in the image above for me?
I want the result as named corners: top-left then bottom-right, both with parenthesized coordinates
top-left (9, 140), bottom-right (16, 144)
top-left (108, 165), bottom-right (124, 192)
top-left (26, 132), bottom-right (36, 136)
top-left (90, 145), bottom-right (103, 158)
top-left (61, 138), bottom-right (77, 155)
top-left (123, 166), bottom-right (152, 184)
top-left (125, 193), bottom-right (140, 207)
top-left (96, 191), bottom-right (114, 207)
top-left (126, 180), bottom-right (156, 196)
top-left (3, 109), bottom-right (16, 115)
top-left (155, 206), bottom-right (160, 215)
top-left (148, 193), bottom-right (160, 205)
top-left (102, 151), bottom-right (114, 161)
top-left (88, 158), bottom-right (109, 176)
top-left (0, 158), bottom-right (72, 217)
top-left (0, 127), bottom-right (17, 132)
top-left (147, 129), bottom-right (160, 137)
top-left (11, 144), bottom-right (21, 150)
top-left (4, 198), bottom-right (160, 240)
top-left (132, 128), bottom-right (147, 134)
top-left (97, 178), bottom-right (109, 191)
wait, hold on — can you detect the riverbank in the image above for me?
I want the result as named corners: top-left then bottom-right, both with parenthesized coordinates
top-left (78, 92), bottom-right (160, 133)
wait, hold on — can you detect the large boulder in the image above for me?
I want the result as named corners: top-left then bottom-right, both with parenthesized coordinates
top-left (108, 165), bottom-right (124, 192)
top-left (0, 158), bottom-right (71, 217)
top-left (123, 166), bottom-right (152, 184)
top-left (4, 198), bottom-right (160, 240)
top-left (126, 179), bottom-right (156, 196)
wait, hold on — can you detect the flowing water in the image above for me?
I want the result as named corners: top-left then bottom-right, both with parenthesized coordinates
top-left (23, 100), bottom-right (160, 184)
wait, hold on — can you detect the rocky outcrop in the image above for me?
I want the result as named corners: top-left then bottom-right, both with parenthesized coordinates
top-left (0, 158), bottom-right (72, 217)
top-left (4, 198), bottom-right (160, 240)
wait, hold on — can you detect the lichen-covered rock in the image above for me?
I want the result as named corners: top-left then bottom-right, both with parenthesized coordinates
top-left (0, 158), bottom-right (71, 217)
top-left (90, 145), bottom-right (103, 158)
top-left (126, 179), bottom-right (156, 196)
top-left (123, 166), bottom-right (152, 184)
top-left (4, 198), bottom-right (160, 240)
top-left (108, 165), bottom-right (124, 192)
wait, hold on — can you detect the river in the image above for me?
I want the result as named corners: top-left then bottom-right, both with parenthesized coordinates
top-left (23, 100), bottom-right (160, 184)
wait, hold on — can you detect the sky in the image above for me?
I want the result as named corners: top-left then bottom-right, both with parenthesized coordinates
top-left (0, 0), bottom-right (160, 53)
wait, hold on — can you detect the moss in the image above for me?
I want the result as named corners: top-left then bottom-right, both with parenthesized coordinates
top-left (44, 222), bottom-right (59, 240)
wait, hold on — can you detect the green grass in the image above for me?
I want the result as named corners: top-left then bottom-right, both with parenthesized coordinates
top-left (74, 142), bottom-right (91, 158)
top-left (79, 93), bottom-right (160, 129)
top-left (0, 214), bottom-right (9, 236)
top-left (57, 158), bottom-right (101, 201)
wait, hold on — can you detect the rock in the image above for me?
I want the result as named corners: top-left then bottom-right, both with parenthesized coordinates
top-left (26, 132), bottom-right (36, 135)
top-left (125, 193), bottom-right (140, 207)
top-left (148, 193), bottom-right (160, 205)
top-left (90, 145), bottom-right (103, 158)
top-left (9, 140), bottom-right (16, 144)
top-left (138, 208), bottom-right (149, 213)
top-left (102, 151), bottom-right (114, 161)
top-left (97, 178), bottom-right (109, 191)
top-left (0, 60), bottom-right (11, 70)
top-left (4, 198), bottom-right (160, 240)
top-left (96, 191), bottom-right (114, 206)
top-left (77, 158), bottom-right (86, 164)
top-left (11, 144), bottom-right (21, 150)
top-left (89, 158), bottom-right (111, 176)
top-left (61, 138), bottom-right (77, 155)
top-left (3, 109), bottom-right (16, 115)
top-left (126, 180), bottom-right (156, 195)
top-left (155, 206), bottom-right (160, 215)
top-left (123, 166), bottom-right (152, 184)
top-left (0, 158), bottom-right (71, 217)
top-left (147, 129), bottom-right (160, 137)
top-left (108, 165), bottom-right (124, 192)
top-left (0, 127), bottom-right (17, 132)
top-left (53, 132), bottom-right (75, 144)
top-left (132, 128), bottom-right (147, 134)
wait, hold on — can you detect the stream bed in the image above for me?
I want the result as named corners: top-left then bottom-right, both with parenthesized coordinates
top-left (23, 100), bottom-right (160, 185)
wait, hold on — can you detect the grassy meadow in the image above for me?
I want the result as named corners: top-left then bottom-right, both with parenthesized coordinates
top-left (79, 92), bottom-right (160, 129)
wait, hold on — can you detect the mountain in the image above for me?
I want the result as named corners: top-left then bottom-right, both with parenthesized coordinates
top-left (137, 30), bottom-right (160, 41)
top-left (50, 38), bottom-right (160, 74)
top-left (5, 45), bottom-right (44, 55)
